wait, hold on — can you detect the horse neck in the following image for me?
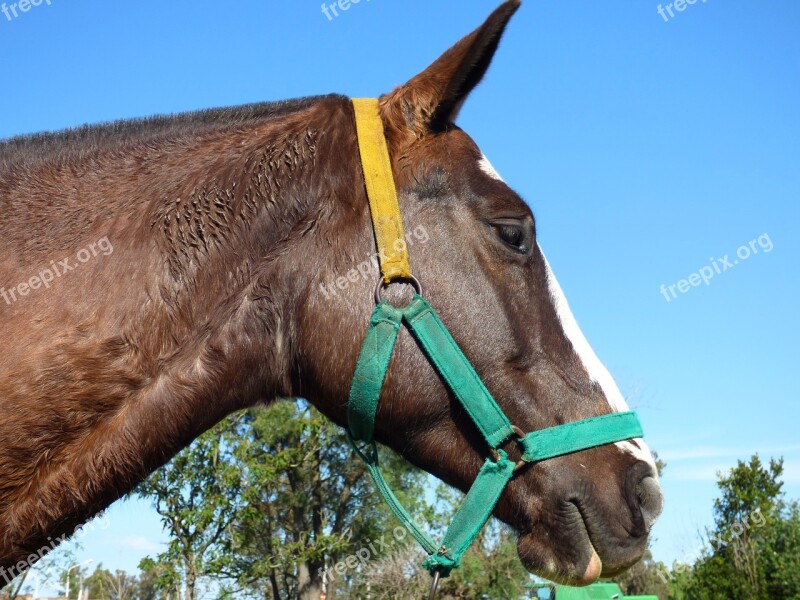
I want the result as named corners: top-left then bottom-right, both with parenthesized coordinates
top-left (0, 96), bottom-right (358, 567)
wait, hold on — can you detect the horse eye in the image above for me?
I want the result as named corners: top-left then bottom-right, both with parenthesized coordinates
top-left (490, 221), bottom-right (531, 254)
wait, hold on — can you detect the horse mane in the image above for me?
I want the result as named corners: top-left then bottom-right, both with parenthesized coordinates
top-left (0, 94), bottom-right (344, 174)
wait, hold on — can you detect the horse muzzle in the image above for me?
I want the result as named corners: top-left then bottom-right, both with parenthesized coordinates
top-left (516, 457), bottom-right (664, 584)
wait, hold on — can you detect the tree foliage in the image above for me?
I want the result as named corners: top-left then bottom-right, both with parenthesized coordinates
top-left (84, 565), bottom-right (138, 600)
top-left (1, 546), bottom-right (79, 600)
top-left (135, 412), bottom-right (800, 600)
top-left (670, 455), bottom-right (800, 600)
top-left (437, 524), bottom-right (529, 600)
top-left (137, 401), bottom-right (429, 600)
top-left (135, 415), bottom-right (243, 600)
top-left (615, 548), bottom-right (670, 599)
top-left (345, 478), bottom-right (530, 600)
top-left (218, 402), bottom-right (429, 600)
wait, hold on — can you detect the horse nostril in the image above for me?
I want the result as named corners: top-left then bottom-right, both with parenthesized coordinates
top-left (636, 476), bottom-right (664, 530)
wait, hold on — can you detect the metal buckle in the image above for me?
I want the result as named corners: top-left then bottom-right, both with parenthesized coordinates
top-left (374, 274), bottom-right (423, 305)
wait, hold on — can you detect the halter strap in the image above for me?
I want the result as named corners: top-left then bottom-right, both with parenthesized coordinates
top-left (352, 98), bottom-right (413, 283)
top-left (346, 98), bottom-right (646, 582)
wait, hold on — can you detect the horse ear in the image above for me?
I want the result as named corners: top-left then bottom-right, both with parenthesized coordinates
top-left (383, 0), bottom-right (521, 136)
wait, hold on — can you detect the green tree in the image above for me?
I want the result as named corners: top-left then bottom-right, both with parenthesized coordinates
top-left (348, 522), bottom-right (529, 600)
top-left (84, 565), bottom-right (137, 600)
top-left (0, 572), bottom-right (29, 600)
top-left (615, 548), bottom-right (670, 599)
top-left (1, 545), bottom-right (79, 599)
top-left (129, 566), bottom-right (168, 600)
top-left (219, 402), bottom-right (429, 600)
top-left (136, 416), bottom-right (244, 600)
top-left (346, 475), bottom-right (530, 600)
top-left (138, 558), bottom-right (181, 600)
top-left (762, 501), bottom-right (800, 599)
top-left (437, 524), bottom-right (529, 600)
top-left (676, 454), bottom-right (799, 600)
top-left (342, 546), bottom-right (430, 600)
top-left (137, 401), bottom-right (430, 600)
top-left (81, 566), bottom-right (173, 600)
top-left (667, 562), bottom-right (694, 600)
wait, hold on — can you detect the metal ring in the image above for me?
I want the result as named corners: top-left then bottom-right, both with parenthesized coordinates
top-left (374, 274), bottom-right (423, 305)
top-left (488, 425), bottom-right (529, 470)
top-left (510, 425), bottom-right (529, 473)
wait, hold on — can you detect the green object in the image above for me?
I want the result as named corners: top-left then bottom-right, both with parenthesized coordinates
top-left (347, 301), bottom-right (403, 443)
top-left (347, 296), bottom-right (646, 577)
top-left (420, 450), bottom-right (516, 574)
top-left (553, 583), bottom-right (658, 599)
top-left (403, 295), bottom-right (514, 447)
top-left (521, 412), bottom-right (643, 462)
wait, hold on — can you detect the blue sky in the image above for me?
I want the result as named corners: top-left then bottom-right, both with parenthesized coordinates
top-left (2, 0), bottom-right (798, 585)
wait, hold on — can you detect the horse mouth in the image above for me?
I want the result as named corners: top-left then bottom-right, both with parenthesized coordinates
top-left (517, 501), bottom-right (639, 586)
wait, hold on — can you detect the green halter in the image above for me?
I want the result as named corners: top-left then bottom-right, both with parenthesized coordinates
top-left (346, 98), bottom-right (644, 583)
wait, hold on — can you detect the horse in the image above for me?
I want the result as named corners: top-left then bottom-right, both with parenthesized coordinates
top-left (0, 0), bottom-right (663, 590)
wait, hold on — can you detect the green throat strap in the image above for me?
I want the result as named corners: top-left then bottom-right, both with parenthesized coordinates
top-left (346, 296), bottom-right (644, 577)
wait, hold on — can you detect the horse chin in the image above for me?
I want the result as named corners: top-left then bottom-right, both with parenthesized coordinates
top-left (534, 554), bottom-right (603, 587)
top-left (516, 504), bottom-right (605, 586)
top-left (517, 536), bottom-right (603, 586)
top-left (516, 497), bottom-right (652, 584)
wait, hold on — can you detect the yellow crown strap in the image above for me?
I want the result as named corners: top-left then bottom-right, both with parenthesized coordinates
top-left (352, 98), bottom-right (412, 283)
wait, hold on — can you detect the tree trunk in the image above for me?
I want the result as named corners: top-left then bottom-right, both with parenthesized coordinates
top-left (268, 569), bottom-right (282, 600)
top-left (297, 562), bottom-right (322, 600)
top-left (183, 560), bottom-right (197, 600)
top-left (324, 565), bottom-right (337, 600)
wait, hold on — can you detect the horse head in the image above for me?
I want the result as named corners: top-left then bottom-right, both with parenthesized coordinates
top-left (298, 0), bottom-right (663, 584)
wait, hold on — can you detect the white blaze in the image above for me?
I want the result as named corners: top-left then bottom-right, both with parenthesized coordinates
top-left (479, 154), bottom-right (505, 183)
top-left (540, 246), bottom-right (656, 471)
